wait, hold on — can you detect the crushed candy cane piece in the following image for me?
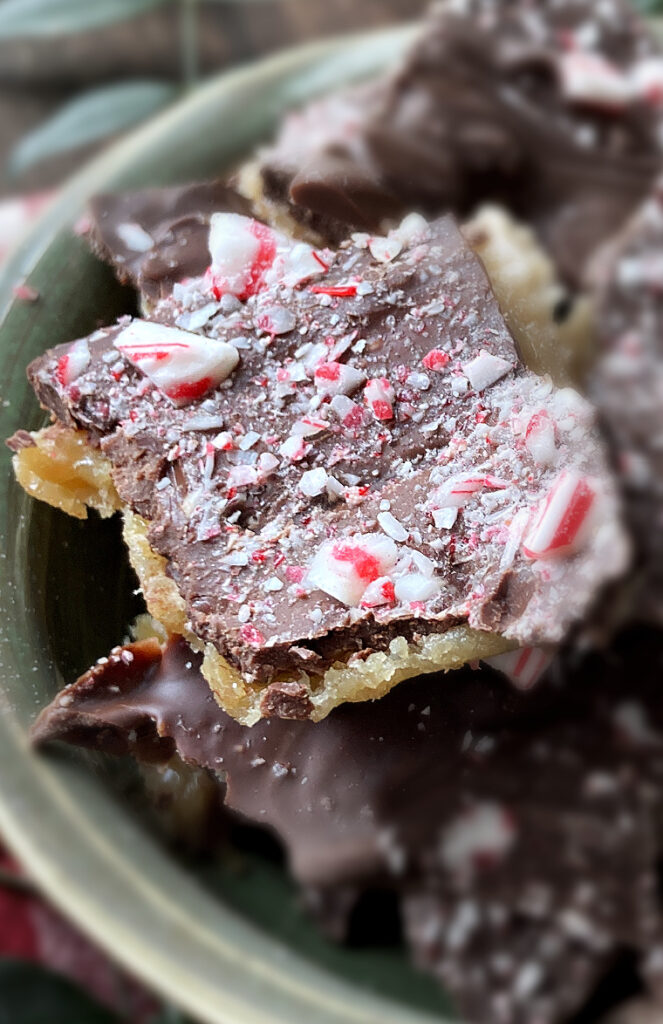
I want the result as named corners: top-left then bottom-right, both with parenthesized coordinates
top-left (364, 378), bottom-right (395, 420)
top-left (360, 576), bottom-right (396, 608)
top-left (377, 510), bottom-right (409, 542)
top-left (368, 235), bottom-right (402, 263)
top-left (314, 361), bottom-right (366, 397)
top-left (485, 647), bottom-right (554, 691)
top-left (441, 803), bottom-right (516, 873)
top-left (523, 470), bottom-right (597, 559)
top-left (430, 474), bottom-right (508, 509)
top-left (255, 304), bottom-right (296, 335)
top-left (330, 394), bottom-right (364, 429)
top-left (279, 435), bottom-right (310, 462)
top-left (114, 320), bottom-right (239, 406)
top-left (278, 242), bottom-right (330, 289)
top-left (630, 57), bottom-right (663, 105)
top-left (55, 338), bottom-right (90, 387)
top-left (208, 213), bottom-right (277, 300)
top-left (394, 573), bottom-right (441, 604)
top-left (463, 350), bottom-right (512, 392)
top-left (525, 410), bottom-right (557, 466)
top-left (115, 221), bottom-right (153, 253)
top-left (422, 348), bottom-right (450, 371)
top-left (558, 51), bottom-right (633, 110)
top-left (306, 534), bottom-right (399, 607)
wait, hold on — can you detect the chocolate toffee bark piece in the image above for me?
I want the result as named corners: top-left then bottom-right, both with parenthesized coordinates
top-left (87, 181), bottom-right (252, 309)
top-left (403, 888), bottom-right (617, 1024)
top-left (33, 629), bottom-right (663, 1023)
top-left (24, 213), bottom-right (627, 723)
top-left (247, 0), bottom-right (663, 287)
top-left (589, 183), bottom-right (663, 625)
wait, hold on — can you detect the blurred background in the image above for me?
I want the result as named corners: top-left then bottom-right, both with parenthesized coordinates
top-left (0, 0), bottom-right (425, 197)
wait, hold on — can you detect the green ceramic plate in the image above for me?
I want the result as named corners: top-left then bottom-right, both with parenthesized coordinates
top-left (0, 24), bottom-right (462, 1024)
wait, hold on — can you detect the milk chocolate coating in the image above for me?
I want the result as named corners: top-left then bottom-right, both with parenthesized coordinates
top-left (88, 182), bottom-right (252, 305)
top-left (26, 217), bottom-right (626, 691)
top-left (32, 628), bottom-right (663, 1022)
top-left (258, 0), bottom-right (663, 287)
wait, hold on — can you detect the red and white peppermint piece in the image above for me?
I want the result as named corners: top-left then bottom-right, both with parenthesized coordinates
top-left (55, 338), bottom-right (90, 388)
top-left (314, 361), bottom-right (366, 397)
top-left (330, 394), bottom-right (364, 430)
top-left (558, 51), bottom-right (633, 110)
top-left (364, 378), bottom-right (395, 420)
top-left (422, 348), bottom-right (450, 372)
top-left (114, 320), bottom-right (238, 406)
top-left (291, 416), bottom-right (328, 438)
top-left (522, 470), bottom-right (597, 559)
top-left (463, 350), bottom-right (512, 392)
top-left (306, 534), bottom-right (399, 607)
top-left (430, 474), bottom-right (508, 510)
top-left (254, 304), bottom-right (296, 336)
top-left (360, 576), bottom-right (396, 608)
top-left (279, 435), bottom-right (310, 462)
top-left (441, 803), bottom-right (516, 874)
top-left (485, 647), bottom-right (554, 691)
top-left (208, 213), bottom-right (278, 300)
top-left (525, 410), bottom-right (557, 466)
top-left (277, 242), bottom-right (330, 289)
top-left (630, 58), bottom-right (663, 105)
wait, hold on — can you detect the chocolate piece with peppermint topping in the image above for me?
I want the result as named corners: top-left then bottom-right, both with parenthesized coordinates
top-left (87, 181), bottom-right (253, 307)
top-left (27, 212), bottom-right (627, 696)
top-left (254, 0), bottom-right (663, 287)
top-left (590, 181), bottom-right (663, 626)
top-left (32, 628), bottom-right (663, 1022)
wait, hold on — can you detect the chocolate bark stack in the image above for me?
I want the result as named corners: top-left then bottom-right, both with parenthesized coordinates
top-left (11, 2), bottom-right (663, 1021)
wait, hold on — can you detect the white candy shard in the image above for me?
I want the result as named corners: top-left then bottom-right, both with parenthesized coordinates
top-left (558, 51), bottom-right (633, 109)
top-left (114, 320), bottom-right (238, 406)
top-left (463, 350), bottom-right (513, 392)
top-left (115, 221), bottom-right (153, 253)
top-left (279, 435), bottom-right (310, 462)
top-left (525, 410), bottom-right (557, 466)
top-left (360, 576), bottom-right (396, 608)
top-left (306, 534), bottom-right (399, 607)
top-left (377, 510), bottom-right (409, 542)
top-left (368, 235), bottom-right (402, 263)
top-left (430, 474), bottom-right (508, 510)
top-left (441, 803), bottom-right (516, 873)
top-left (485, 647), bottom-right (554, 691)
top-left (394, 573), bottom-right (441, 604)
top-left (299, 467), bottom-right (328, 497)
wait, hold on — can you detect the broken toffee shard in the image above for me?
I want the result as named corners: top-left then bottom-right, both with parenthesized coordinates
top-left (16, 213), bottom-right (628, 723)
